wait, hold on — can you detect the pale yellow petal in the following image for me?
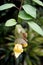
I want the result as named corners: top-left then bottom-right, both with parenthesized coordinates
top-left (13, 44), bottom-right (23, 58)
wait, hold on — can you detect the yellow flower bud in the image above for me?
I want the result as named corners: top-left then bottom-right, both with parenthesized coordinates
top-left (13, 44), bottom-right (23, 58)
top-left (22, 43), bottom-right (28, 47)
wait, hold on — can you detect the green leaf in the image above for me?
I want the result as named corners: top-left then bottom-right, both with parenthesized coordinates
top-left (33, 0), bottom-right (43, 6)
top-left (34, 37), bottom-right (43, 44)
top-left (30, 53), bottom-right (40, 65)
top-left (0, 3), bottom-right (15, 11)
top-left (28, 22), bottom-right (43, 36)
top-left (26, 56), bottom-right (32, 65)
top-left (18, 10), bottom-right (32, 20)
top-left (22, 4), bottom-right (36, 18)
top-left (33, 48), bottom-right (43, 56)
top-left (5, 19), bottom-right (17, 26)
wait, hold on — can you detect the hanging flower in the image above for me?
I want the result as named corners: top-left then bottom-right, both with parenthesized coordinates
top-left (13, 44), bottom-right (23, 58)
top-left (14, 38), bottom-right (28, 48)
top-left (14, 25), bottom-right (27, 40)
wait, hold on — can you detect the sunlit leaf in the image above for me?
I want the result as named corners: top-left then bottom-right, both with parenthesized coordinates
top-left (5, 19), bottom-right (17, 26)
top-left (33, 0), bottom-right (43, 6)
top-left (22, 4), bottom-right (36, 18)
top-left (28, 22), bottom-right (43, 36)
top-left (0, 3), bottom-right (15, 11)
top-left (18, 10), bottom-right (32, 20)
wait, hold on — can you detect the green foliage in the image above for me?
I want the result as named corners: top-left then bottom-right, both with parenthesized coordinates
top-left (0, 3), bottom-right (15, 11)
top-left (28, 22), bottom-right (43, 36)
top-left (0, 0), bottom-right (43, 65)
top-left (18, 10), bottom-right (32, 20)
top-left (33, 48), bottom-right (43, 56)
top-left (5, 19), bottom-right (17, 26)
top-left (22, 4), bottom-right (36, 18)
top-left (33, 0), bottom-right (43, 6)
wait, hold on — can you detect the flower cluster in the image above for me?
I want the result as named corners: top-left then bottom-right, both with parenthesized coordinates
top-left (13, 38), bottom-right (28, 58)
